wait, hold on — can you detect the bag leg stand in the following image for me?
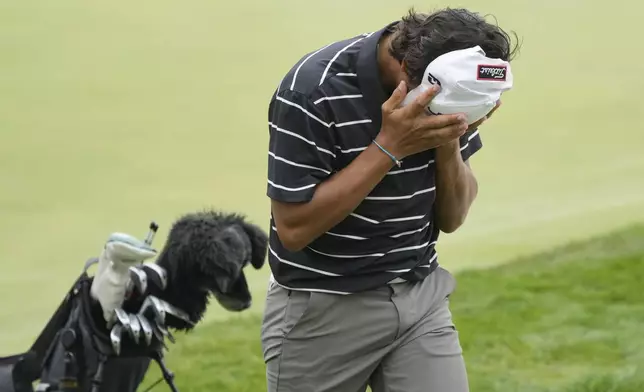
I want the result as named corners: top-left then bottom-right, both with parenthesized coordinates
top-left (151, 350), bottom-right (178, 392)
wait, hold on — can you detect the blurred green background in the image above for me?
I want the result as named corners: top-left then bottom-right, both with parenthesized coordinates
top-left (1, 0), bottom-right (643, 386)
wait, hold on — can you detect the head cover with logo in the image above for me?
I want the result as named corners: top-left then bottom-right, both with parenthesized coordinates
top-left (400, 45), bottom-right (513, 125)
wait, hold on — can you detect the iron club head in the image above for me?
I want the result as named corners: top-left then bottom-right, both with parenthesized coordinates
top-left (156, 322), bottom-right (175, 344)
top-left (158, 299), bottom-right (195, 328)
top-left (128, 313), bottom-right (141, 344)
top-left (128, 266), bottom-right (148, 297)
top-left (142, 263), bottom-right (167, 291)
top-left (137, 314), bottom-right (153, 346)
top-left (139, 296), bottom-right (166, 326)
top-left (110, 324), bottom-right (124, 356)
top-left (114, 308), bottom-right (131, 329)
top-left (151, 325), bottom-right (169, 351)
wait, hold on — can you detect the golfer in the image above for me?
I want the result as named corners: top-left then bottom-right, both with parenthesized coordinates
top-left (261, 7), bottom-right (519, 392)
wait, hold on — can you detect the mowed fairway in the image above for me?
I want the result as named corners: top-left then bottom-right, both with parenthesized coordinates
top-left (1, 0), bottom-right (643, 356)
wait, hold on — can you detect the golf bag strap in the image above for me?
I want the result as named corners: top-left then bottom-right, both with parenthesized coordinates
top-left (30, 285), bottom-right (78, 357)
top-left (32, 257), bottom-right (97, 364)
top-left (19, 272), bottom-right (92, 383)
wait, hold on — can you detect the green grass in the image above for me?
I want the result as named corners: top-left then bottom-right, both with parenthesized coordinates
top-left (2, 0), bottom-right (644, 357)
top-left (139, 224), bottom-right (644, 391)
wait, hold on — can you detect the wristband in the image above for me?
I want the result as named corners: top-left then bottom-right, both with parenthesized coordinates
top-left (372, 140), bottom-right (402, 167)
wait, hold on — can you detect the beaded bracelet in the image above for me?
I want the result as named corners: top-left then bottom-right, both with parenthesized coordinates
top-left (372, 140), bottom-right (402, 167)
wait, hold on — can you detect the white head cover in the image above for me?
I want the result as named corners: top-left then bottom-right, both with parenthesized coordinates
top-left (400, 46), bottom-right (513, 125)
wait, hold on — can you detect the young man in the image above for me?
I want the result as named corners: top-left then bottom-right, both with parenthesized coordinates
top-left (261, 7), bottom-right (519, 392)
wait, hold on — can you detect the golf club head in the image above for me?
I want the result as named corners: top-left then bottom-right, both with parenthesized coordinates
top-left (151, 325), bottom-right (169, 351)
top-left (156, 323), bottom-right (175, 344)
top-left (166, 330), bottom-right (176, 344)
top-left (128, 313), bottom-right (141, 344)
top-left (128, 266), bottom-right (148, 297)
top-left (142, 263), bottom-right (167, 291)
top-left (159, 299), bottom-right (195, 328)
top-left (139, 296), bottom-right (166, 326)
top-left (110, 324), bottom-right (124, 356)
top-left (114, 308), bottom-right (131, 329)
top-left (137, 314), bottom-right (153, 346)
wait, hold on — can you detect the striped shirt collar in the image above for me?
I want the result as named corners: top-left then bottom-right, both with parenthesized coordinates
top-left (356, 22), bottom-right (399, 132)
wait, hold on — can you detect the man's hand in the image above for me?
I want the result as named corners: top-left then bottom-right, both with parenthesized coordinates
top-left (375, 81), bottom-right (469, 160)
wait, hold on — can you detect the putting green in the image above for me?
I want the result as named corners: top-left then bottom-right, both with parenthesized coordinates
top-left (1, 0), bottom-right (642, 354)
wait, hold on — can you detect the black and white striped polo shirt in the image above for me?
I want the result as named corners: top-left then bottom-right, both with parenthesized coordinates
top-left (265, 22), bottom-right (482, 294)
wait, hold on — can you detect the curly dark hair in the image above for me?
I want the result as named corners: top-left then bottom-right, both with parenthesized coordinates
top-left (388, 7), bottom-right (521, 87)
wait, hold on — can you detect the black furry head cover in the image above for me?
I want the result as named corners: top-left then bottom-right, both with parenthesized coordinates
top-left (152, 209), bottom-right (268, 330)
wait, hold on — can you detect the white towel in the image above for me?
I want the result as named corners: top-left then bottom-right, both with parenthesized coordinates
top-left (400, 46), bottom-right (514, 125)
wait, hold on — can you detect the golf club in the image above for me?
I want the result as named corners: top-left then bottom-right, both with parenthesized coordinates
top-left (128, 313), bottom-right (141, 344)
top-left (137, 314), bottom-right (153, 346)
top-left (109, 324), bottom-right (123, 356)
top-left (155, 323), bottom-right (175, 344)
top-left (141, 264), bottom-right (167, 291)
top-left (114, 308), bottom-right (131, 330)
top-left (143, 221), bottom-right (159, 246)
top-left (159, 299), bottom-right (194, 328)
top-left (128, 266), bottom-right (148, 297)
top-left (139, 296), bottom-right (165, 326)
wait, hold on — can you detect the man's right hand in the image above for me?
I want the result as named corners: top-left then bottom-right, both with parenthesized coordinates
top-left (376, 81), bottom-right (469, 160)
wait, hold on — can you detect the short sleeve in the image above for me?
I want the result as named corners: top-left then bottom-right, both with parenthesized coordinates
top-left (459, 128), bottom-right (483, 161)
top-left (267, 89), bottom-right (336, 203)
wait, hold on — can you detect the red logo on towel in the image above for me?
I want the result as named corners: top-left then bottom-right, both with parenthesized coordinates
top-left (477, 65), bottom-right (507, 81)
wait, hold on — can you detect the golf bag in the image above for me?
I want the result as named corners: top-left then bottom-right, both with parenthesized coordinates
top-left (0, 260), bottom-right (158, 392)
top-left (0, 210), bottom-right (269, 392)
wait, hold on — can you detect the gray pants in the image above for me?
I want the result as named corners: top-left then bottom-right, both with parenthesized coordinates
top-left (260, 266), bottom-right (469, 392)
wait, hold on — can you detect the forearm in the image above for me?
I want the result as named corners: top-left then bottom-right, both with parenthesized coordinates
top-left (433, 140), bottom-right (478, 233)
top-left (272, 140), bottom-right (395, 251)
